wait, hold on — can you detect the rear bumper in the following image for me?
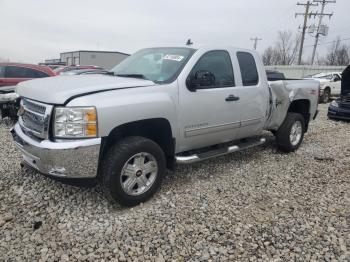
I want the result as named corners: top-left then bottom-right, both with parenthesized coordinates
top-left (11, 123), bottom-right (101, 178)
top-left (328, 104), bottom-right (350, 121)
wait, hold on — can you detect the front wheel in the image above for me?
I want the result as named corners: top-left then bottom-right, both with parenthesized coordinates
top-left (101, 136), bottom-right (166, 206)
top-left (276, 113), bottom-right (305, 152)
top-left (320, 88), bottom-right (330, 103)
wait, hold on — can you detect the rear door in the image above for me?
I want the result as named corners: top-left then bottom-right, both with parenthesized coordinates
top-left (331, 73), bottom-right (341, 95)
top-left (234, 51), bottom-right (269, 139)
top-left (4, 66), bottom-right (31, 86)
top-left (177, 50), bottom-right (242, 152)
top-left (4, 66), bottom-right (49, 86)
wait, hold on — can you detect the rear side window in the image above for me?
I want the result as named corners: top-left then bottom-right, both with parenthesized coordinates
top-left (0, 66), bottom-right (4, 77)
top-left (189, 50), bottom-right (235, 88)
top-left (5, 66), bottom-right (49, 78)
top-left (237, 52), bottom-right (259, 86)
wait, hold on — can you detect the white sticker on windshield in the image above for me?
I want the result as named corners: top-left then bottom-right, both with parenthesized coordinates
top-left (163, 54), bottom-right (184, 62)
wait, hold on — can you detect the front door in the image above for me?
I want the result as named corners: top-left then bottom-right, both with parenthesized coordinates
top-left (177, 50), bottom-right (242, 152)
top-left (331, 73), bottom-right (342, 95)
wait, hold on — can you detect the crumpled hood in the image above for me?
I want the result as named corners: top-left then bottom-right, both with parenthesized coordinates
top-left (16, 75), bottom-right (155, 104)
top-left (0, 85), bottom-right (15, 94)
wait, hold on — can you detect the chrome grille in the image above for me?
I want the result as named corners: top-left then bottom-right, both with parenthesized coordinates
top-left (22, 99), bottom-right (46, 114)
top-left (19, 98), bottom-right (53, 139)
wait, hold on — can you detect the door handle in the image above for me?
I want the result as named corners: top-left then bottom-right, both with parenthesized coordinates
top-left (225, 95), bottom-right (240, 102)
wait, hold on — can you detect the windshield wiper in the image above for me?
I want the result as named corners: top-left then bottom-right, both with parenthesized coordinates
top-left (115, 74), bottom-right (148, 80)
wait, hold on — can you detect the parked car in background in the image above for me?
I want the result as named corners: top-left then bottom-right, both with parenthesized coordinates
top-left (306, 72), bottom-right (342, 103)
top-left (0, 63), bottom-right (56, 87)
top-left (328, 65), bottom-right (350, 121)
top-left (54, 65), bottom-right (103, 75)
top-left (0, 63), bottom-right (56, 120)
top-left (60, 68), bottom-right (109, 76)
top-left (12, 46), bottom-right (319, 206)
top-left (266, 70), bottom-right (286, 81)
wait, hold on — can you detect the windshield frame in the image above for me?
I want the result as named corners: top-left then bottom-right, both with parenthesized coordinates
top-left (110, 47), bottom-right (197, 84)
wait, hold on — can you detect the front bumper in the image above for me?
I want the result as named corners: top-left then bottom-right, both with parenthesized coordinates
top-left (328, 104), bottom-right (350, 121)
top-left (11, 123), bottom-right (101, 178)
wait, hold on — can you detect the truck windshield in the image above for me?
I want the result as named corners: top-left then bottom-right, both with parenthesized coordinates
top-left (110, 47), bottom-right (195, 84)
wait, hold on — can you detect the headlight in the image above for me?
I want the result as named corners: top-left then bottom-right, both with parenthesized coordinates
top-left (330, 100), bottom-right (339, 107)
top-left (54, 107), bottom-right (97, 138)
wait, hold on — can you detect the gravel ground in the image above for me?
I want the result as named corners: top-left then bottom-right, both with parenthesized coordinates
top-left (0, 104), bottom-right (349, 261)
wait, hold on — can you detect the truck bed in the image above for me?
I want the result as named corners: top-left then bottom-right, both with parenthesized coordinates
top-left (266, 79), bottom-right (320, 130)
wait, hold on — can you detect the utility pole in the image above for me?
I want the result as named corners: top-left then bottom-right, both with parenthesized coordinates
top-left (296, 1), bottom-right (318, 65)
top-left (310, 0), bottom-right (336, 65)
top-left (250, 37), bottom-right (262, 50)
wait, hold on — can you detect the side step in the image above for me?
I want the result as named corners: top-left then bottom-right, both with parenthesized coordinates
top-left (175, 137), bottom-right (266, 164)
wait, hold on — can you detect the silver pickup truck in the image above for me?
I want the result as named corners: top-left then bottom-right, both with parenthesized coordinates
top-left (11, 46), bottom-right (319, 206)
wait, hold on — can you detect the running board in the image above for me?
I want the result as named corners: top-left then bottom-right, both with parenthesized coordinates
top-left (175, 137), bottom-right (266, 164)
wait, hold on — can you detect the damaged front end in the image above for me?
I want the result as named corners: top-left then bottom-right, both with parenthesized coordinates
top-left (0, 87), bottom-right (20, 121)
top-left (328, 94), bottom-right (350, 121)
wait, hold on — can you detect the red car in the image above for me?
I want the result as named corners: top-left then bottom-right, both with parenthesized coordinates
top-left (0, 63), bottom-right (56, 87)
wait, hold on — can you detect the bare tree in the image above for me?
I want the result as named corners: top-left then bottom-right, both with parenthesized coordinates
top-left (325, 37), bottom-right (350, 66)
top-left (262, 46), bottom-right (275, 66)
top-left (262, 31), bottom-right (300, 65)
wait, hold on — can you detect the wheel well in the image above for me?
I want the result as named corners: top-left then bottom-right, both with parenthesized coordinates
top-left (288, 99), bottom-right (311, 132)
top-left (324, 86), bottom-right (331, 92)
top-left (99, 118), bottom-right (175, 170)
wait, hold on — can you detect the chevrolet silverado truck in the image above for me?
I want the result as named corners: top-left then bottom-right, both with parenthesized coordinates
top-left (11, 46), bottom-right (319, 206)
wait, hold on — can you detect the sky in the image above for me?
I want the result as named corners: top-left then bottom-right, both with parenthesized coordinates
top-left (0, 0), bottom-right (349, 64)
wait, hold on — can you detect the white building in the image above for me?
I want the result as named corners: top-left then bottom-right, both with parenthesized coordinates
top-left (265, 65), bottom-right (346, 78)
top-left (59, 50), bottom-right (129, 70)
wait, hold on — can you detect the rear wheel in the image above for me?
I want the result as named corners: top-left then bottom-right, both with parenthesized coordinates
top-left (101, 136), bottom-right (166, 206)
top-left (276, 113), bottom-right (305, 152)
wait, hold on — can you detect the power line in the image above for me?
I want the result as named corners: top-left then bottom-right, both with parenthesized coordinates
top-left (295, 1), bottom-right (318, 65)
top-left (304, 36), bottom-right (350, 48)
top-left (310, 0), bottom-right (336, 64)
top-left (250, 37), bottom-right (262, 50)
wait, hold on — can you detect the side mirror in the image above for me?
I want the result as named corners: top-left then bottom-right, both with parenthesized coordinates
top-left (333, 77), bottom-right (340, 82)
top-left (186, 70), bottom-right (215, 91)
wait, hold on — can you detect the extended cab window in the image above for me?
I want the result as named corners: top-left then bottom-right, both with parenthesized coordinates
top-left (237, 52), bottom-right (259, 86)
top-left (188, 50), bottom-right (235, 89)
top-left (5, 66), bottom-right (49, 78)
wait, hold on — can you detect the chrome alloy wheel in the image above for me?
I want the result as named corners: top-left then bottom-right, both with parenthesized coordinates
top-left (289, 121), bottom-right (302, 146)
top-left (120, 152), bottom-right (158, 196)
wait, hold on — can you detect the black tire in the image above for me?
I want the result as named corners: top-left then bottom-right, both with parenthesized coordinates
top-left (101, 136), bottom-right (166, 206)
top-left (320, 88), bottom-right (330, 103)
top-left (276, 113), bottom-right (305, 153)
